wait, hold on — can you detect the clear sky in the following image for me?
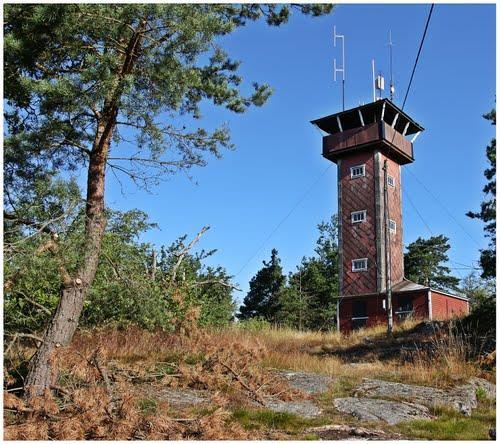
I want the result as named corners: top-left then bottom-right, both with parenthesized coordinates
top-left (104, 3), bottom-right (496, 305)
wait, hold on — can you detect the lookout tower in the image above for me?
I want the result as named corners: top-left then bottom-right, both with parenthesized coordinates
top-left (311, 99), bottom-right (469, 332)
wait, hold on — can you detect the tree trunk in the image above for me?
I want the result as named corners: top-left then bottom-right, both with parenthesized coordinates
top-left (23, 286), bottom-right (85, 398)
top-left (24, 124), bottom-right (111, 399)
top-left (24, 22), bottom-right (145, 401)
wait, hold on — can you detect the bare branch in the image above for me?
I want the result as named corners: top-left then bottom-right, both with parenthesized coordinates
top-left (188, 279), bottom-right (241, 291)
top-left (170, 226), bottom-right (210, 285)
top-left (12, 290), bottom-right (52, 315)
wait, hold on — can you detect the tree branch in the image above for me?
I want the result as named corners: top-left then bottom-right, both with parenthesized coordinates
top-left (170, 226), bottom-right (210, 285)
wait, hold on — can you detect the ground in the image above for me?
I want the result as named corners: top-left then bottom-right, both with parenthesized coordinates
top-left (4, 319), bottom-right (496, 440)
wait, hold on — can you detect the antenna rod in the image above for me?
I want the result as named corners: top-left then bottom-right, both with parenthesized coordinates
top-left (372, 59), bottom-right (376, 102)
top-left (389, 30), bottom-right (395, 101)
top-left (333, 26), bottom-right (346, 110)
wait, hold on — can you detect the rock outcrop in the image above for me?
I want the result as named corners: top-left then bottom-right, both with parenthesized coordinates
top-left (333, 397), bottom-right (432, 425)
top-left (354, 377), bottom-right (495, 416)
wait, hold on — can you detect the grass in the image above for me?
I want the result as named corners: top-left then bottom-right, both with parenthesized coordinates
top-left (137, 397), bottom-right (158, 415)
top-left (393, 404), bottom-right (496, 440)
top-left (231, 407), bottom-right (329, 434)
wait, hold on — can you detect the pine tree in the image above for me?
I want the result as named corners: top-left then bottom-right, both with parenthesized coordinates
top-left (404, 235), bottom-right (460, 292)
top-left (238, 249), bottom-right (286, 321)
top-left (467, 108), bottom-right (496, 279)
top-left (4, 4), bottom-right (333, 397)
top-left (275, 215), bottom-right (339, 330)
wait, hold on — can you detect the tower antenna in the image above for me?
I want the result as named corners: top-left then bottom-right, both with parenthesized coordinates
top-left (333, 26), bottom-right (346, 110)
top-left (388, 30), bottom-right (395, 101)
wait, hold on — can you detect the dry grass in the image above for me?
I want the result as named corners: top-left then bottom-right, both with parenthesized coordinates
top-left (4, 319), bottom-right (494, 440)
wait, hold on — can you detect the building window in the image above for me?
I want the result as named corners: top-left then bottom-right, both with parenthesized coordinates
top-left (389, 219), bottom-right (396, 234)
top-left (351, 210), bottom-right (367, 224)
top-left (352, 300), bottom-right (368, 330)
top-left (350, 164), bottom-right (365, 179)
top-left (395, 295), bottom-right (413, 321)
top-left (387, 175), bottom-right (395, 187)
top-left (352, 258), bottom-right (368, 272)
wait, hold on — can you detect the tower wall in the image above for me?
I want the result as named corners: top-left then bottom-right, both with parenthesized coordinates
top-left (339, 150), bottom-right (378, 295)
top-left (339, 150), bottom-right (404, 296)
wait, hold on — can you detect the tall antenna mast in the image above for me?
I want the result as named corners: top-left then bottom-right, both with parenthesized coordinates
top-left (388, 30), bottom-right (395, 101)
top-left (333, 26), bottom-right (346, 110)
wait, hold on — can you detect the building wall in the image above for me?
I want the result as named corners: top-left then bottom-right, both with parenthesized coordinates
top-left (338, 290), bottom-right (429, 333)
top-left (338, 150), bottom-right (405, 297)
top-left (339, 151), bottom-right (378, 296)
top-left (431, 291), bottom-right (469, 319)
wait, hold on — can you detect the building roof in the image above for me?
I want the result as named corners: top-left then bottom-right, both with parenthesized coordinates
top-left (392, 279), bottom-right (428, 292)
top-left (334, 279), bottom-right (469, 302)
top-left (311, 98), bottom-right (424, 136)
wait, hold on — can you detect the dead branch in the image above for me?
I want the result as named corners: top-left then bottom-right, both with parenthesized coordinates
top-left (170, 226), bottom-right (210, 285)
top-left (188, 280), bottom-right (242, 292)
top-left (215, 358), bottom-right (265, 406)
top-left (13, 290), bottom-right (52, 315)
top-left (5, 333), bottom-right (44, 355)
top-left (89, 349), bottom-right (113, 398)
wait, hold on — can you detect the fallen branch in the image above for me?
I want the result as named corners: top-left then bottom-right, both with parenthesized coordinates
top-left (215, 358), bottom-right (265, 406)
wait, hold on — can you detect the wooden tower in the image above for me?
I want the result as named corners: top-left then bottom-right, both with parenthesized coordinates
top-left (312, 99), bottom-right (426, 331)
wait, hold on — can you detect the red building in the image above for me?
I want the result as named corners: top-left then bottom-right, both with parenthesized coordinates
top-left (312, 99), bottom-right (469, 333)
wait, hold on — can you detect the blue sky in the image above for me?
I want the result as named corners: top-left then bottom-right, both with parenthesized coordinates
top-left (105, 4), bottom-right (496, 304)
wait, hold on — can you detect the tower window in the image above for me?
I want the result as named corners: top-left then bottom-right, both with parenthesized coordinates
top-left (389, 219), bottom-right (396, 233)
top-left (387, 175), bottom-right (395, 187)
top-left (351, 210), bottom-right (367, 224)
top-left (350, 164), bottom-right (365, 179)
top-left (352, 258), bottom-right (368, 272)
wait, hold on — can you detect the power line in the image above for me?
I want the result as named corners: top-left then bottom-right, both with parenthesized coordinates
top-left (405, 168), bottom-right (482, 247)
top-left (402, 4), bottom-right (435, 109)
top-left (234, 164), bottom-right (333, 277)
top-left (402, 187), bottom-right (433, 236)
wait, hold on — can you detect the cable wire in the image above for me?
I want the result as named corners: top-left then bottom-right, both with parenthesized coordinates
top-left (402, 4), bottom-right (435, 110)
top-left (234, 164), bottom-right (333, 277)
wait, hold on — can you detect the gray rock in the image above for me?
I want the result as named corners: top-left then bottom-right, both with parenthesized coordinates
top-left (334, 397), bottom-right (432, 425)
top-left (467, 377), bottom-right (496, 400)
top-left (275, 370), bottom-right (333, 394)
top-left (307, 424), bottom-right (406, 440)
top-left (354, 378), bottom-right (490, 415)
top-left (153, 388), bottom-right (210, 409)
top-left (264, 399), bottom-right (323, 418)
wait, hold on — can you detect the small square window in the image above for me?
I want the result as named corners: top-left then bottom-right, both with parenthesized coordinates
top-left (351, 210), bottom-right (367, 224)
top-left (389, 219), bottom-right (396, 233)
top-left (350, 164), bottom-right (365, 179)
top-left (387, 175), bottom-right (395, 187)
top-left (352, 258), bottom-right (368, 272)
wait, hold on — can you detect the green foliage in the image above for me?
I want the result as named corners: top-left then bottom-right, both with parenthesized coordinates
top-left (459, 272), bottom-right (495, 309)
top-left (404, 235), bottom-right (460, 292)
top-left (467, 108), bottom-right (496, 279)
top-left (275, 215), bottom-right (339, 330)
top-left (238, 249), bottom-right (286, 321)
top-left (4, 206), bottom-right (236, 333)
top-left (236, 317), bottom-right (271, 332)
top-left (4, 4), bottom-right (333, 193)
top-left (238, 215), bottom-right (339, 330)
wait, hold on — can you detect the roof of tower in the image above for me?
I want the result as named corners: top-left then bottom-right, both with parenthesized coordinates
top-left (311, 98), bottom-right (424, 136)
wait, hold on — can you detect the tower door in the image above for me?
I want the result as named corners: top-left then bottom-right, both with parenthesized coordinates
top-left (351, 300), bottom-right (368, 330)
